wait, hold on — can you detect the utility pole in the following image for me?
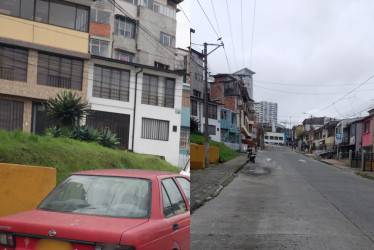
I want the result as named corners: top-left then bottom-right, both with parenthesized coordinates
top-left (204, 42), bottom-right (209, 168)
top-left (202, 40), bottom-right (224, 168)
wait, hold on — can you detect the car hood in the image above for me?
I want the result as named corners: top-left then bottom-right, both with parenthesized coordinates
top-left (0, 209), bottom-right (148, 244)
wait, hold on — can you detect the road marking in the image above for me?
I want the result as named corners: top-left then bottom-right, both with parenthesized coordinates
top-left (299, 159), bottom-right (306, 163)
top-left (266, 158), bottom-right (272, 162)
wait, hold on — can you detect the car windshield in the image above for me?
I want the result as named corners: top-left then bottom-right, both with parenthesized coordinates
top-left (38, 175), bottom-right (151, 219)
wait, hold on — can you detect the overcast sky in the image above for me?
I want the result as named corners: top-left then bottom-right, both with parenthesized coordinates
top-left (190, 0), bottom-right (374, 127)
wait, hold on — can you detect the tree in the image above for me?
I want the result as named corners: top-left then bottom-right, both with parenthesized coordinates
top-left (44, 91), bottom-right (93, 132)
top-left (190, 117), bottom-right (199, 134)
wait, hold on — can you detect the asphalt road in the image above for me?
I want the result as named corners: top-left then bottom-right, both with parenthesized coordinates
top-left (191, 146), bottom-right (374, 249)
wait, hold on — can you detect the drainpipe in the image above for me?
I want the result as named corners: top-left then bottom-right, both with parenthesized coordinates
top-left (132, 67), bottom-right (143, 152)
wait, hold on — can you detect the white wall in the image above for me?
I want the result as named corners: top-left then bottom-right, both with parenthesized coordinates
top-left (133, 70), bottom-right (183, 166)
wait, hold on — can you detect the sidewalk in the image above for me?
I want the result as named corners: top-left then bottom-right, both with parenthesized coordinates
top-left (191, 154), bottom-right (248, 210)
top-left (300, 151), bottom-right (374, 178)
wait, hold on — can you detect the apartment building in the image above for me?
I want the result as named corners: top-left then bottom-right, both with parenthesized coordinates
top-left (0, 0), bottom-right (186, 167)
top-left (0, 0), bottom-right (90, 134)
top-left (189, 48), bottom-right (221, 142)
top-left (259, 101), bottom-right (278, 125)
top-left (210, 74), bottom-right (256, 146)
top-left (86, 0), bottom-right (185, 166)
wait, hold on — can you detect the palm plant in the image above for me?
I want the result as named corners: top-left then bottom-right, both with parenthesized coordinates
top-left (44, 91), bottom-right (93, 131)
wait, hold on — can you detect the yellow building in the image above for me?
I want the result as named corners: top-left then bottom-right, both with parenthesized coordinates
top-left (0, 0), bottom-right (91, 133)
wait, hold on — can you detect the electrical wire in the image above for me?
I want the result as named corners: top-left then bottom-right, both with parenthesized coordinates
top-left (196, 0), bottom-right (220, 39)
top-left (249, 0), bottom-right (257, 68)
top-left (313, 74), bottom-right (374, 116)
top-left (210, 0), bottom-right (222, 37)
top-left (225, 0), bottom-right (238, 70)
top-left (178, 3), bottom-right (190, 23)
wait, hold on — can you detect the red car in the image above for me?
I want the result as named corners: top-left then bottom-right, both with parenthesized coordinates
top-left (0, 169), bottom-right (190, 250)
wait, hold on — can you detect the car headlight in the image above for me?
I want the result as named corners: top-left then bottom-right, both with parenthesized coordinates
top-left (0, 231), bottom-right (15, 248)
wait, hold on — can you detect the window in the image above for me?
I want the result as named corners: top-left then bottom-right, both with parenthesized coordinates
top-left (265, 136), bottom-right (269, 139)
top-left (0, 99), bottom-right (23, 131)
top-left (208, 125), bottom-right (216, 135)
top-left (195, 73), bottom-right (203, 82)
top-left (364, 120), bottom-right (370, 133)
top-left (90, 9), bottom-right (110, 24)
top-left (192, 89), bottom-right (201, 98)
top-left (141, 118), bottom-right (169, 141)
top-left (154, 61), bottom-right (169, 70)
top-left (180, 127), bottom-right (189, 149)
top-left (160, 32), bottom-right (175, 47)
top-left (20, 0), bottom-right (35, 20)
top-left (165, 78), bottom-right (175, 108)
top-left (162, 178), bottom-right (188, 218)
top-left (221, 110), bottom-right (227, 120)
top-left (90, 39), bottom-right (109, 57)
top-left (176, 177), bottom-right (190, 204)
top-left (49, 0), bottom-right (76, 29)
top-left (38, 175), bottom-right (151, 218)
top-left (93, 65), bottom-right (130, 102)
top-left (115, 50), bottom-right (134, 63)
top-left (0, 45), bottom-right (28, 82)
top-left (0, 0), bottom-right (20, 17)
top-left (231, 113), bottom-right (235, 124)
top-left (191, 100), bottom-right (197, 116)
top-left (270, 136), bottom-right (274, 140)
top-left (144, 0), bottom-right (176, 19)
top-left (141, 74), bottom-right (175, 108)
top-left (279, 137), bottom-right (283, 141)
top-left (142, 74), bottom-right (158, 106)
top-left (0, 0), bottom-right (89, 32)
top-left (203, 104), bottom-right (218, 120)
top-left (114, 16), bottom-right (135, 38)
top-left (124, 0), bottom-right (138, 4)
top-left (37, 52), bottom-right (83, 90)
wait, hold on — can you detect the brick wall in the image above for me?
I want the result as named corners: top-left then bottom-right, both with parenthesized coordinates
top-left (89, 22), bottom-right (111, 37)
top-left (210, 83), bottom-right (223, 100)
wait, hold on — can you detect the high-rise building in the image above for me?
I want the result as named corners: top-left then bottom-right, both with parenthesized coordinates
top-left (259, 101), bottom-right (278, 125)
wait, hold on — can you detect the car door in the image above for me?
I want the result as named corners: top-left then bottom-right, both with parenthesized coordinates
top-left (161, 177), bottom-right (190, 250)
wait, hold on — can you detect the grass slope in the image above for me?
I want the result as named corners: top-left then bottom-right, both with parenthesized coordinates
top-left (190, 134), bottom-right (239, 162)
top-left (0, 130), bottom-right (179, 183)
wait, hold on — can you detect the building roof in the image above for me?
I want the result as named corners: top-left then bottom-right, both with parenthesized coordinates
top-left (234, 67), bottom-right (256, 75)
top-left (302, 117), bottom-right (325, 125)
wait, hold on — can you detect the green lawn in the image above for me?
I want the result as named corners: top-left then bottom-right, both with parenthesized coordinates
top-left (0, 130), bottom-right (179, 183)
top-left (190, 134), bottom-right (239, 162)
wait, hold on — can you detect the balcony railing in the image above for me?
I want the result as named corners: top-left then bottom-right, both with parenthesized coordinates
top-left (0, 67), bottom-right (14, 81)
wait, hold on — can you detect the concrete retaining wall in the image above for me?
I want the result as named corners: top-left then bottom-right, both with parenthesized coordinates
top-left (0, 163), bottom-right (56, 217)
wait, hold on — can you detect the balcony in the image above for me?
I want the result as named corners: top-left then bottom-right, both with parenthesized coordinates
top-left (0, 14), bottom-right (89, 54)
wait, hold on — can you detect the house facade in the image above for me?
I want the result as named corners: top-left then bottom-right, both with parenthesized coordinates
top-left (86, 0), bottom-right (185, 166)
top-left (0, 0), bottom-right (90, 134)
top-left (189, 48), bottom-right (221, 142)
top-left (0, 0), bottom-right (186, 167)
top-left (210, 73), bottom-right (256, 148)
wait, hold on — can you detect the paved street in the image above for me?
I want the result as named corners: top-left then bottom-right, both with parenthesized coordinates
top-left (191, 146), bottom-right (374, 249)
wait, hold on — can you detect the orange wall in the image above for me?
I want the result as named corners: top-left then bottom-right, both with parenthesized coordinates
top-left (0, 163), bottom-right (56, 217)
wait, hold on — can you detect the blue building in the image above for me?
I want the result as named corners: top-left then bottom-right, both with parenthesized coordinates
top-left (220, 108), bottom-right (240, 144)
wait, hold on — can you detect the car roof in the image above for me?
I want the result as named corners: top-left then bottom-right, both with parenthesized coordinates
top-left (72, 169), bottom-right (181, 179)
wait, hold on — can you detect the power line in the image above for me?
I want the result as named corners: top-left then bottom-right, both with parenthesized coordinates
top-left (254, 79), bottom-right (374, 87)
top-left (313, 74), bottom-right (374, 116)
top-left (210, 0), bottom-right (222, 37)
top-left (178, 4), bottom-right (190, 23)
top-left (196, 0), bottom-right (220, 39)
top-left (250, 0), bottom-right (257, 68)
top-left (225, 0), bottom-right (238, 70)
top-left (223, 46), bottom-right (232, 74)
top-left (241, 0), bottom-right (244, 68)
top-left (254, 84), bottom-right (374, 95)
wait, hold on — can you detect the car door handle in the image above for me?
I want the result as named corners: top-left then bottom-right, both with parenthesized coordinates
top-left (172, 224), bottom-right (179, 231)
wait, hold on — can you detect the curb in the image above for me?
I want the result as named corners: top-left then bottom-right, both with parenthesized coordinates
top-left (192, 160), bottom-right (249, 211)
